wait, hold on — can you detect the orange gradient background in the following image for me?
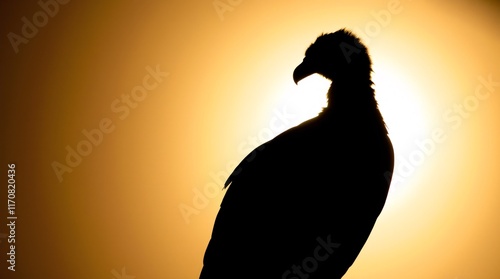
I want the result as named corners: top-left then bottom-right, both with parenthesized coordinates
top-left (1, 0), bottom-right (500, 278)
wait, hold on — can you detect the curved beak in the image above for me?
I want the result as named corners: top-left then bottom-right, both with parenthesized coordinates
top-left (293, 60), bottom-right (317, 84)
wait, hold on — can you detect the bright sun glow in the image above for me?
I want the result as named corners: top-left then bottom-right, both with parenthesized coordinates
top-left (281, 68), bottom-right (428, 158)
top-left (372, 65), bottom-right (429, 157)
top-left (287, 74), bottom-right (331, 121)
top-left (280, 66), bottom-right (428, 202)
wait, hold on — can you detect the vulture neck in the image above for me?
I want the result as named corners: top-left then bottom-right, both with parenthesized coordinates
top-left (319, 76), bottom-right (388, 135)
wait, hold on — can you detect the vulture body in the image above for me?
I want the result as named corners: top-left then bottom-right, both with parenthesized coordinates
top-left (200, 29), bottom-right (394, 279)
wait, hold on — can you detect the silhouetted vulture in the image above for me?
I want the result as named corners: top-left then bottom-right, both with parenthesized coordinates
top-left (200, 29), bottom-right (394, 279)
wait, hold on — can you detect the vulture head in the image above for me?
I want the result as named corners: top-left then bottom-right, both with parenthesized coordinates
top-left (293, 29), bottom-right (373, 85)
